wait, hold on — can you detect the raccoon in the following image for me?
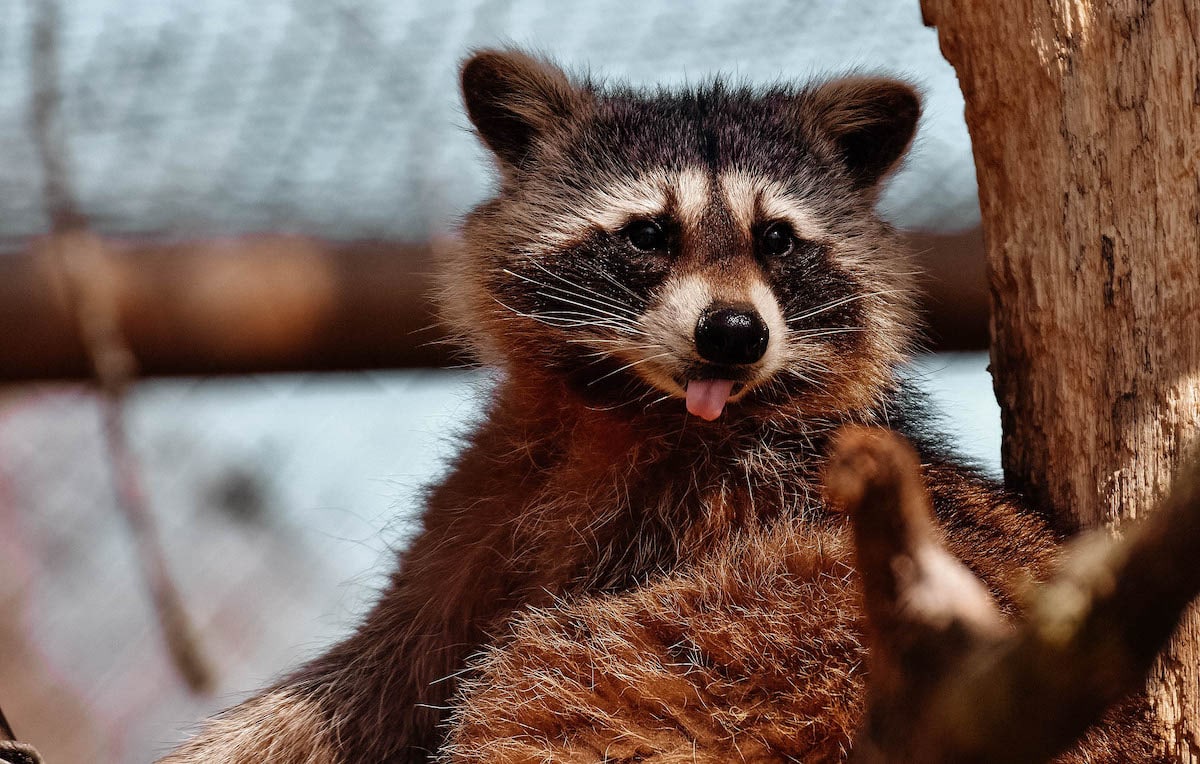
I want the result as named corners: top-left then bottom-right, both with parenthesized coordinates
top-left (162, 50), bottom-right (1159, 763)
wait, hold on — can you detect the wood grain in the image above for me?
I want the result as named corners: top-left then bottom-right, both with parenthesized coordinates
top-left (922, 0), bottom-right (1200, 758)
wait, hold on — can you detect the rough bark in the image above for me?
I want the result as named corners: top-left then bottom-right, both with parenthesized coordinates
top-left (922, 0), bottom-right (1200, 759)
top-left (834, 427), bottom-right (1200, 763)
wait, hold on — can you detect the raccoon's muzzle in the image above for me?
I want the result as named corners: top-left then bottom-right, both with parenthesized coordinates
top-left (685, 304), bottom-right (769, 421)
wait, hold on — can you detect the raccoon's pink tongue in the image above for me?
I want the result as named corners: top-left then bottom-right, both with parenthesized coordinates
top-left (685, 379), bottom-right (736, 421)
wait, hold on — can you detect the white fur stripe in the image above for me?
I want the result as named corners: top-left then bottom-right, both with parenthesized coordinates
top-left (718, 171), bottom-right (827, 241)
top-left (673, 168), bottom-right (712, 229)
top-left (530, 169), bottom-right (713, 254)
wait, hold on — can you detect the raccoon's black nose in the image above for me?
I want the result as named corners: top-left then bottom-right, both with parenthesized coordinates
top-left (694, 307), bottom-right (769, 365)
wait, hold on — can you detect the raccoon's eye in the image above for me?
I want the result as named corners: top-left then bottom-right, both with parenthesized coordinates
top-left (622, 219), bottom-right (667, 252)
top-left (759, 222), bottom-right (796, 258)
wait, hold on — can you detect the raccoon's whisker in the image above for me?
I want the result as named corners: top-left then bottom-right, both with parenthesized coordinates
top-left (791, 327), bottom-right (867, 339)
top-left (526, 263), bottom-right (645, 317)
top-left (526, 313), bottom-right (617, 329)
top-left (786, 294), bottom-right (875, 324)
top-left (529, 260), bottom-right (642, 306)
top-left (792, 361), bottom-right (836, 380)
top-left (502, 268), bottom-right (641, 320)
top-left (585, 398), bottom-right (641, 412)
top-left (500, 299), bottom-right (645, 335)
top-left (555, 320), bottom-right (645, 336)
top-left (540, 309), bottom-right (643, 331)
top-left (785, 289), bottom-right (905, 325)
top-left (510, 271), bottom-right (643, 321)
top-left (573, 345), bottom-right (663, 362)
top-left (586, 352), bottom-right (674, 387)
top-left (567, 337), bottom-right (655, 346)
top-left (780, 366), bottom-right (825, 387)
top-left (546, 285), bottom-right (642, 322)
top-left (566, 338), bottom-right (659, 348)
top-left (504, 269), bottom-right (640, 321)
top-left (492, 298), bottom-right (638, 335)
top-left (491, 296), bottom-right (534, 321)
top-left (542, 315), bottom-right (649, 337)
top-left (646, 392), bottom-right (675, 407)
top-left (781, 343), bottom-right (836, 372)
top-left (586, 263), bottom-right (644, 302)
top-left (574, 344), bottom-right (662, 362)
top-left (534, 290), bottom-right (644, 326)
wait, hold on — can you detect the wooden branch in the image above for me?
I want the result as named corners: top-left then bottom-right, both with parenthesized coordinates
top-left (921, 2), bottom-right (1200, 757)
top-left (830, 428), bottom-right (1200, 763)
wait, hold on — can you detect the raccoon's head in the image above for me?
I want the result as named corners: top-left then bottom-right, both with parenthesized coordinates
top-left (448, 50), bottom-right (920, 424)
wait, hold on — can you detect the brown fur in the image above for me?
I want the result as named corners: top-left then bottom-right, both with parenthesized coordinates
top-left (440, 468), bottom-right (1161, 763)
top-left (162, 51), bottom-right (1163, 763)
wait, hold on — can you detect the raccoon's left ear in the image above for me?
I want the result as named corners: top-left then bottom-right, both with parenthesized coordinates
top-left (461, 49), bottom-right (589, 170)
top-left (807, 77), bottom-right (922, 189)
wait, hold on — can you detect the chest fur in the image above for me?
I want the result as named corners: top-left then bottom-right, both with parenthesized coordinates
top-left (510, 437), bottom-right (827, 594)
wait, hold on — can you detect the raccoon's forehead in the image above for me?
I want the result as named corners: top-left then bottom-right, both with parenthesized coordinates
top-left (583, 90), bottom-right (825, 177)
top-left (521, 162), bottom-right (831, 249)
top-left (513, 91), bottom-right (849, 242)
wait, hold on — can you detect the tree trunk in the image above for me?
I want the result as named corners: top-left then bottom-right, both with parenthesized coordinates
top-left (920, 0), bottom-right (1200, 760)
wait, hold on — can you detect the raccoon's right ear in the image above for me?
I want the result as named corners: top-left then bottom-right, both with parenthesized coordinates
top-left (461, 50), bottom-right (588, 170)
top-left (806, 77), bottom-right (922, 190)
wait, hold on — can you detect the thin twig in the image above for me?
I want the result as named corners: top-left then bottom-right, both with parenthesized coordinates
top-left (27, 0), bottom-right (212, 693)
top-left (0, 705), bottom-right (15, 742)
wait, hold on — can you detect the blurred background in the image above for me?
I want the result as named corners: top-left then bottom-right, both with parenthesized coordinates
top-left (0, 1), bottom-right (1001, 761)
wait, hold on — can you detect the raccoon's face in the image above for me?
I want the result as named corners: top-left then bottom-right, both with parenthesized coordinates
top-left (450, 50), bottom-right (920, 423)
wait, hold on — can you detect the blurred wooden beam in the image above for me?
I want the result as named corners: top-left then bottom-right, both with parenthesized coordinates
top-left (0, 229), bottom-right (986, 382)
top-left (0, 234), bottom-right (451, 380)
top-left (906, 226), bottom-right (988, 351)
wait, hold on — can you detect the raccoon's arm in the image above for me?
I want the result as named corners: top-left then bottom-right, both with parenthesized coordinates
top-left (439, 458), bottom-right (1160, 764)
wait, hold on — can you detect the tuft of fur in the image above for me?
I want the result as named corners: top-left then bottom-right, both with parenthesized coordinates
top-left (161, 50), bottom-right (1162, 763)
top-left (159, 691), bottom-right (336, 764)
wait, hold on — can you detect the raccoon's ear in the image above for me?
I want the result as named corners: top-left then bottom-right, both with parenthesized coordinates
top-left (807, 77), bottom-right (921, 189)
top-left (461, 49), bottom-right (587, 169)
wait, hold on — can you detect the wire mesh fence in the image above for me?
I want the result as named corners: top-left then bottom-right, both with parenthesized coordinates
top-left (0, 0), bottom-right (980, 246)
top-left (0, 372), bottom-right (488, 760)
